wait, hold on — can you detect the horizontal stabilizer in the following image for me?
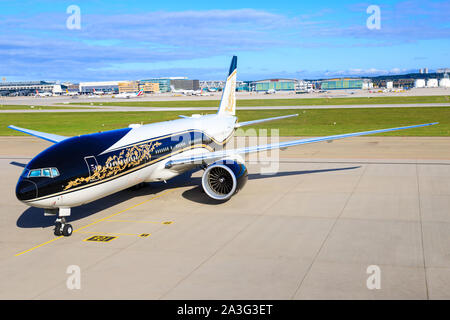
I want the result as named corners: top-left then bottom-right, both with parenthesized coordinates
top-left (8, 125), bottom-right (68, 144)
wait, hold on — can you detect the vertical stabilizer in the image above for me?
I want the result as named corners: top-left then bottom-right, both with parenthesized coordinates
top-left (217, 56), bottom-right (237, 116)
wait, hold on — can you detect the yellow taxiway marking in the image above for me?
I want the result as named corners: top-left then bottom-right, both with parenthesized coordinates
top-left (83, 235), bottom-right (118, 242)
top-left (77, 231), bottom-right (141, 236)
top-left (14, 189), bottom-right (174, 257)
top-left (73, 189), bottom-right (174, 234)
top-left (14, 236), bottom-right (64, 257)
top-left (105, 219), bottom-right (175, 225)
top-left (105, 219), bottom-right (160, 224)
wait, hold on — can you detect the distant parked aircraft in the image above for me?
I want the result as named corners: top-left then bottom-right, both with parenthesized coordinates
top-left (115, 89), bottom-right (144, 99)
top-left (170, 86), bottom-right (195, 95)
top-left (35, 90), bottom-right (52, 97)
top-left (64, 89), bottom-right (78, 96)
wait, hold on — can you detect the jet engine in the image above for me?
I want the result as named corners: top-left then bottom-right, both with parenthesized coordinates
top-left (201, 159), bottom-right (248, 201)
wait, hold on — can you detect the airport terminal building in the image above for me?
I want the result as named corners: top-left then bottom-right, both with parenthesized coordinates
top-left (251, 79), bottom-right (296, 92)
top-left (320, 78), bottom-right (372, 90)
top-left (79, 81), bottom-right (121, 94)
top-left (140, 77), bottom-right (199, 93)
top-left (0, 81), bottom-right (64, 96)
top-left (78, 78), bottom-right (199, 94)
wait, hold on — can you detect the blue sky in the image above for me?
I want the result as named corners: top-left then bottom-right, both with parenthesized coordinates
top-left (0, 0), bottom-right (449, 81)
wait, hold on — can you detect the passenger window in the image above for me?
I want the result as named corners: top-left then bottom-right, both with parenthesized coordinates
top-left (42, 169), bottom-right (51, 177)
top-left (51, 168), bottom-right (59, 177)
top-left (29, 169), bottom-right (42, 177)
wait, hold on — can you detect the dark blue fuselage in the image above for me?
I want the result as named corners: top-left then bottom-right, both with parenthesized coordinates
top-left (16, 127), bottom-right (221, 204)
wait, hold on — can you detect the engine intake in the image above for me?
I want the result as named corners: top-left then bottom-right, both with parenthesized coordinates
top-left (202, 160), bottom-right (248, 201)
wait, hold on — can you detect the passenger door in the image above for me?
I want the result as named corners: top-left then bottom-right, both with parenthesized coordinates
top-left (84, 156), bottom-right (99, 181)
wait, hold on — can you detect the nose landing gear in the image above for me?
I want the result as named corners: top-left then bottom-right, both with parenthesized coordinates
top-left (54, 217), bottom-right (73, 236)
top-left (52, 208), bottom-right (73, 237)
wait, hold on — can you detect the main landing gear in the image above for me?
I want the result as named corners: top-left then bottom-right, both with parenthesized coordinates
top-left (54, 217), bottom-right (73, 237)
top-left (130, 182), bottom-right (146, 191)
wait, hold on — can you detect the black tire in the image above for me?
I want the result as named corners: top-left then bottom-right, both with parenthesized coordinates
top-left (54, 222), bottom-right (62, 236)
top-left (62, 224), bottom-right (73, 237)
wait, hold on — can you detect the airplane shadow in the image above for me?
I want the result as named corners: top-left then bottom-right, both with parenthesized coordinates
top-left (16, 166), bottom-right (360, 228)
top-left (181, 166), bottom-right (361, 205)
top-left (16, 170), bottom-right (198, 229)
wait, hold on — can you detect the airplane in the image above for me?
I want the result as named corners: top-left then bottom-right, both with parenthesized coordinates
top-left (64, 89), bottom-right (79, 96)
top-left (115, 88), bottom-right (144, 99)
top-left (34, 90), bottom-right (52, 97)
top-left (9, 56), bottom-right (438, 237)
top-left (94, 89), bottom-right (103, 95)
top-left (170, 86), bottom-right (194, 95)
top-left (170, 86), bottom-right (184, 94)
top-left (85, 88), bottom-right (104, 98)
top-left (193, 88), bottom-right (212, 96)
top-left (265, 89), bottom-right (276, 94)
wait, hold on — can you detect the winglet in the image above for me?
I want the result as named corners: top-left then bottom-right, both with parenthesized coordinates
top-left (228, 55), bottom-right (237, 76)
top-left (217, 56), bottom-right (237, 116)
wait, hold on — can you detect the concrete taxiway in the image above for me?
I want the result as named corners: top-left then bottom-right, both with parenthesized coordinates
top-left (1, 103), bottom-right (450, 113)
top-left (1, 136), bottom-right (450, 299)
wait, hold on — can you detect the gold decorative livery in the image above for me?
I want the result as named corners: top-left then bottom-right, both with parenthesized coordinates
top-left (64, 141), bottom-right (162, 190)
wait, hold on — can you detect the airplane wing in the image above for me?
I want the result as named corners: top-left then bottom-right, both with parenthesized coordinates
top-left (8, 125), bottom-right (68, 143)
top-left (165, 122), bottom-right (438, 168)
top-left (235, 114), bottom-right (298, 128)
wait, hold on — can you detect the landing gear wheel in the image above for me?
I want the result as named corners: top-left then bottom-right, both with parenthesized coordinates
top-left (62, 224), bottom-right (73, 237)
top-left (54, 222), bottom-right (62, 236)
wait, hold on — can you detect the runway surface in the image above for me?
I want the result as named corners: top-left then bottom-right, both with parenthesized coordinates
top-left (1, 136), bottom-right (450, 299)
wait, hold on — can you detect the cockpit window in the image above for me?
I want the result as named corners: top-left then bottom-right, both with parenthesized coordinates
top-left (51, 168), bottom-right (60, 177)
top-left (26, 167), bottom-right (60, 178)
top-left (29, 169), bottom-right (42, 177)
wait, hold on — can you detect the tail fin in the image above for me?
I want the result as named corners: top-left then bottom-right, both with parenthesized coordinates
top-left (137, 89), bottom-right (144, 96)
top-left (217, 56), bottom-right (237, 116)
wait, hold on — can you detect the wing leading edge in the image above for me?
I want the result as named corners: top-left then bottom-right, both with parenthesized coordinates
top-left (8, 125), bottom-right (68, 144)
top-left (165, 122), bottom-right (439, 168)
top-left (235, 114), bottom-right (299, 128)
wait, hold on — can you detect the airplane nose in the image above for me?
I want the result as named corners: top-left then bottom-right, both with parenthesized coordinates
top-left (16, 179), bottom-right (37, 201)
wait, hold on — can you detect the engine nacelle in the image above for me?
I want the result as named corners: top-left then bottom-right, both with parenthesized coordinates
top-left (201, 159), bottom-right (248, 201)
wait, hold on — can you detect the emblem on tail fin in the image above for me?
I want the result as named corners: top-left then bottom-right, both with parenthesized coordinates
top-left (218, 56), bottom-right (237, 116)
